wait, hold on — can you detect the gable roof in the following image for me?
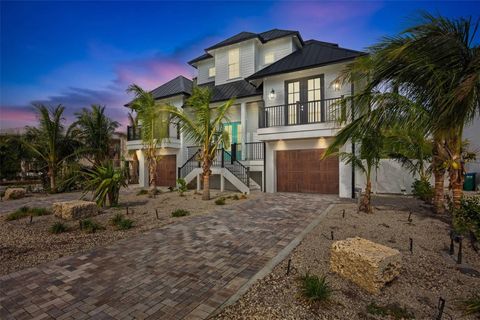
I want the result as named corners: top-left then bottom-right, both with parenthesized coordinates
top-left (187, 53), bottom-right (213, 65)
top-left (149, 75), bottom-right (193, 100)
top-left (199, 80), bottom-right (262, 103)
top-left (247, 40), bottom-right (366, 80)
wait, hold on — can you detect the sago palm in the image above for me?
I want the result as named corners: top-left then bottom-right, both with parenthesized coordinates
top-left (162, 87), bottom-right (233, 200)
top-left (82, 161), bottom-right (127, 207)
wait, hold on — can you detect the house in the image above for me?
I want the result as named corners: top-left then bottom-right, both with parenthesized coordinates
top-left (125, 29), bottom-right (370, 197)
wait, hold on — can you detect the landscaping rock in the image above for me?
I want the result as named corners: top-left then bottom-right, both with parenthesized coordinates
top-left (330, 237), bottom-right (401, 293)
top-left (53, 200), bottom-right (98, 220)
top-left (4, 188), bottom-right (26, 200)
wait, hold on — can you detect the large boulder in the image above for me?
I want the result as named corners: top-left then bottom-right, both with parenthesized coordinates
top-left (53, 200), bottom-right (98, 220)
top-left (330, 237), bottom-right (401, 293)
top-left (4, 188), bottom-right (26, 200)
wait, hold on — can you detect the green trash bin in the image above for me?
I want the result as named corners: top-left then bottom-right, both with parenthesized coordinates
top-left (463, 172), bottom-right (476, 191)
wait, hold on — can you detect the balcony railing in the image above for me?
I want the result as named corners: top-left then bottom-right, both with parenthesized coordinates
top-left (232, 142), bottom-right (264, 161)
top-left (127, 126), bottom-right (142, 141)
top-left (259, 97), bottom-right (347, 128)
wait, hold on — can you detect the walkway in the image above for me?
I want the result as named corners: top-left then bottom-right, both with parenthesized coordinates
top-left (0, 193), bottom-right (339, 320)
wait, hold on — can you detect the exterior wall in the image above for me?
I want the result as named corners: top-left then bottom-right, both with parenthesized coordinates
top-left (464, 116), bottom-right (480, 190)
top-left (197, 58), bottom-right (215, 85)
top-left (246, 101), bottom-right (261, 142)
top-left (255, 37), bottom-right (294, 71)
top-left (213, 39), bottom-right (256, 85)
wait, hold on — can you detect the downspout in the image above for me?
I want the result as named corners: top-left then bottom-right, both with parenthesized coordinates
top-left (263, 141), bottom-right (266, 192)
top-left (351, 82), bottom-right (356, 199)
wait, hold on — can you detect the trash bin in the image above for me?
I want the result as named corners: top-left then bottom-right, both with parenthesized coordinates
top-left (463, 173), bottom-right (476, 191)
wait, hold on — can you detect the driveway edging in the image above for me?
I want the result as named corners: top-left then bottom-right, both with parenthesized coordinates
top-left (209, 202), bottom-right (336, 318)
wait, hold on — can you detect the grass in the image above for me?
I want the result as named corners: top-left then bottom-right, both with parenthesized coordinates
top-left (110, 213), bottom-right (134, 230)
top-left (299, 273), bottom-right (332, 302)
top-left (215, 197), bottom-right (226, 205)
top-left (6, 206), bottom-right (51, 221)
top-left (50, 222), bottom-right (68, 234)
top-left (136, 189), bottom-right (149, 196)
top-left (458, 294), bottom-right (480, 315)
top-left (171, 209), bottom-right (190, 217)
top-left (79, 219), bottom-right (104, 233)
top-left (231, 194), bottom-right (240, 200)
top-left (366, 302), bottom-right (415, 319)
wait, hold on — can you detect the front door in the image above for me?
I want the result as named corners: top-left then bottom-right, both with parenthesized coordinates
top-left (285, 75), bottom-right (324, 125)
top-left (224, 121), bottom-right (242, 159)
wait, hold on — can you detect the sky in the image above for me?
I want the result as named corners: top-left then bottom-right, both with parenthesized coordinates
top-left (1, 0), bottom-right (479, 131)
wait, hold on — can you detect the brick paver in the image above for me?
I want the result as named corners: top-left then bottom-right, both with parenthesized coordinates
top-left (0, 193), bottom-right (339, 319)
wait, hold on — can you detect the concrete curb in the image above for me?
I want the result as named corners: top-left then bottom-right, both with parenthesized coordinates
top-left (209, 202), bottom-right (336, 318)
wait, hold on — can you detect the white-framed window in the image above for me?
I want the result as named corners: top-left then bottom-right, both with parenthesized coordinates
top-left (264, 53), bottom-right (274, 65)
top-left (228, 48), bottom-right (240, 79)
top-left (307, 77), bottom-right (322, 122)
top-left (287, 81), bottom-right (300, 124)
top-left (208, 67), bottom-right (215, 78)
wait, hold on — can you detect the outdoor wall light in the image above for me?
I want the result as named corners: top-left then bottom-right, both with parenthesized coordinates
top-left (333, 81), bottom-right (341, 91)
top-left (269, 88), bottom-right (276, 100)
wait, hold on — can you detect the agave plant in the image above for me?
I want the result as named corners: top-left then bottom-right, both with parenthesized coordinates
top-left (82, 161), bottom-right (127, 207)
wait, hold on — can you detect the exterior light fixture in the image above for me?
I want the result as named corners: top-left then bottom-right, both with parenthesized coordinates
top-left (333, 81), bottom-right (341, 91)
top-left (269, 88), bottom-right (276, 100)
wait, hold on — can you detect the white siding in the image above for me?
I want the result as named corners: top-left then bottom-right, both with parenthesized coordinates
top-left (197, 59), bottom-right (215, 85)
top-left (213, 40), bottom-right (256, 85)
top-left (256, 37), bottom-right (294, 71)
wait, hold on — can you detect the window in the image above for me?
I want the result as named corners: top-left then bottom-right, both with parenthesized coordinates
top-left (208, 67), bottom-right (215, 78)
top-left (228, 48), bottom-right (240, 79)
top-left (264, 53), bottom-right (274, 65)
top-left (307, 77), bottom-right (322, 122)
top-left (287, 81), bottom-right (300, 124)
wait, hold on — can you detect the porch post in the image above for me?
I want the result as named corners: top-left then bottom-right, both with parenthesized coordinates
top-left (240, 102), bottom-right (247, 161)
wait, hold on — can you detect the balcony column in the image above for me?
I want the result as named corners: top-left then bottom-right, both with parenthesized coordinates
top-left (240, 102), bottom-right (247, 161)
top-left (137, 150), bottom-right (149, 188)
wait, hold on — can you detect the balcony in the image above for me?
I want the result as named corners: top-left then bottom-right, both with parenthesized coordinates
top-left (259, 97), bottom-right (346, 128)
top-left (127, 126), bottom-right (142, 141)
top-left (126, 125), bottom-right (181, 150)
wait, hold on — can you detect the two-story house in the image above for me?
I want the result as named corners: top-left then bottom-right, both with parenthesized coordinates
top-left (126, 29), bottom-right (367, 197)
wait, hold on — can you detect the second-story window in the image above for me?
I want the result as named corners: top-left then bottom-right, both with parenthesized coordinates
top-left (264, 53), bottom-right (274, 65)
top-left (228, 48), bottom-right (240, 79)
top-left (208, 67), bottom-right (215, 78)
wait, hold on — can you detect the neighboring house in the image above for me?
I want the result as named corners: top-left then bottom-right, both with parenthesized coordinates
top-left (125, 28), bottom-right (426, 197)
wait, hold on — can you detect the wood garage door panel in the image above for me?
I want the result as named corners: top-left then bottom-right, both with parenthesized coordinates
top-left (276, 149), bottom-right (338, 194)
top-left (155, 155), bottom-right (176, 187)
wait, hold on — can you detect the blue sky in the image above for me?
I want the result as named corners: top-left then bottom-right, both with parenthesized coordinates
top-left (1, 0), bottom-right (479, 129)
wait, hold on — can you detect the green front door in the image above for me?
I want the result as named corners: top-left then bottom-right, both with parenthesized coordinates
top-left (225, 122), bottom-right (242, 160)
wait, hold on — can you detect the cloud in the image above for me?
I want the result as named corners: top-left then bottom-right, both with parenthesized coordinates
top-left (0, 105), bottom-right (37, 130)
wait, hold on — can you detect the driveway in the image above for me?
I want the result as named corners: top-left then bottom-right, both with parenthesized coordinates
top-left (0, 193), bottom-right (340, 320)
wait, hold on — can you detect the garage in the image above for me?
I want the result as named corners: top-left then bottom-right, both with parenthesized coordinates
top-left (276, 149), bottom-right (339, 194)
top-left (155, 155), bottom-right (177, 187)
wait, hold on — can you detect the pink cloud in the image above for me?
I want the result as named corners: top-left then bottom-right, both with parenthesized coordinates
top-left (0, 106), bottom-right (37, 131)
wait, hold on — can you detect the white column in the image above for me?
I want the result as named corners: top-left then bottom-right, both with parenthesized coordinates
top-left (137, 150), bottom-right (149, 188)
top-left (339, 143), bottom-right (353, 198)
top-left (220, 171), bottom-right (225, 192)
top-left (197, 173), bottom-right (201, 191)
top-left (240, 102), bottom-right (247, 160)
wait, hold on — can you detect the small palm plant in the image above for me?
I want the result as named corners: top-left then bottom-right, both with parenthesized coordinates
top-left (299, 273), bottom-right (333, 302)
top-left (82, 161), bottom-right (127, 207)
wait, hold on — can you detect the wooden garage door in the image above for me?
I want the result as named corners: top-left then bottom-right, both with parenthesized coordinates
top-left (155, 155), bottom-right (176, 187)
top-left (276, 149), bottom-right (339, 194)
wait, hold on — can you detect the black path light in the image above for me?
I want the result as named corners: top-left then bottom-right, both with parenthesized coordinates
top-left (342, 209), bottom-right (345, 218)
top-left (449, 231), bottom-right (455, 255)
top-left (409, 238), bottom-right (413, 254)
top-left (126, 206), bottom-right (129, 215)
top-left (286, 258), bottom-right (292, 275)
top-left (155, 209), bottom-right (159, 220)
top-left (457, 236), bottom-right (463, 264)
top-left (408, 211), bottom-right (413, 223)
top-left (29, 215), bottom-right (33, 224)
top-left (436, 297), bottom-right (445, 320)
top-left (331, 231), bottom-right (334, 240)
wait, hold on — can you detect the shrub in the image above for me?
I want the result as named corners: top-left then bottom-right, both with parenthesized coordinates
top-left (366, 302), bottom-right (415, 319)
top-left (411, 179), bottom-right (434, 202)
top-left (299, 273), bottom-right (332, 302)
top-left (136, 189), bottom-right (149, 196)
top-left (110, 213), bottom-right (124, 226)
top-left (50, 222), bottom-right (68, 234)
top-left (177, 178), bottom-right (188, 196)
top-left (82, 161), bottom-right (128, 207)
top-left (110, 213), bottom-right (134, 230)
top-left (453, 196), bottom-right (480, 239)
top-left (6, 206), bottom-right (51, 221)
top-left (215, 197), bottom-right (226, 205)
top-left (79, 219), bottom-right (104, 233)
top-left (458, 293), bottom-right (480, 315)
top-left (171, 209), bottom-right (190, 217)
top-left (232, 194), bottom-right (240, 200)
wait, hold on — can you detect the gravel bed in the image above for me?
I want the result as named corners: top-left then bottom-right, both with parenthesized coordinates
top-left (215, 196), bottom-right (480, 320)
top-left (0, 187), bottom-right (259, 276)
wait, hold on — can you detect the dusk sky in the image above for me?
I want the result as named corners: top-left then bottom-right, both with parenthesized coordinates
top-left (1, 1), bottom-right (479, 130)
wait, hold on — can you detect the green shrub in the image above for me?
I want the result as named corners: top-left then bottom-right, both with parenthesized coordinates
top-left (110, 213), bottom-right (134, 230)
top-left (232, 194), bottom-right (240, 200)
top-left (411, 179), bottom-right (434, 202)
top-left (215, 197), bottom-right (226, 205)
top-left (82, 161), bottom-right (127, 207)
top-left (6, 206), bottom-right (51, 221)
top-left (110, 213), bottom-right (124, 226)
top-left (453, 196), bottom-right (480, 239)
top-left (171, 209), bottom-right (190, 217)
top-left (79, 219), bottom-right (104, 233)
top-left (299, 273), bottom-right (332, 302)
top-left (458, 293), bottom-right (480, 315)
top-left (366, 302), bottom-right (415, 319)
top-left (50, 222), bottom-right (68, 234)
top-left (136, 189), bottom-right (149, 196)
top-left (177, 178), bottom-right (188, 196)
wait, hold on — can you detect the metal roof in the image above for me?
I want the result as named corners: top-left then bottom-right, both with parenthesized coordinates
top-left (187, 53), bottom-right (213, 65)
top-left (149, 75), bottom-right (193, 100)
top-left (199, 80), bottom-right (262, 102)
top-left (247, 40), bottom-right (366, 80)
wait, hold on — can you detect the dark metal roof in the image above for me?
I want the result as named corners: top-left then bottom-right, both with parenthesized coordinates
top-left (199, 80), bottom-right (262, 102)
top-left (187, 53), bottom-right (213, 65)
top-left (248, 40), bottom-right (366, 80)
top-left (150, 75), bottom-right (193, 100)
top-left (205, 32), bottom-right (258, 51)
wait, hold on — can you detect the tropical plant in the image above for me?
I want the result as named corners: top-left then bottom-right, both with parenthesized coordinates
top-left (162, 87), bottom-right (233, 200)
top-left (127, 84), bottom-right (170, 190)
top-left (171, 209), bottom-right (190, 217)
top-left (176, 178), bottom-right (188, 196)
top-left (458, 293), bottom-right (480, 316)
top-left (23, 105), bottom-right (79, 193)
top-left (79, 219), bottom-right (104, 233)
top-left (82, 161), bottom-right (128, 207)
top-left (324, 127), bottom-right (384, 213)
top-left (411, 179), bottom-right (434, 202)
top-left (6, 206), bottom-right (51, 221)
top-left (215, 197), bottom-right (226, 205)
top-left (452, 196), bottom-right (480, 239)
top-left (299, 273), bottom-right (333, 302)
top-left (72, 105), bottom-right (119, 165)
top-left (50, 222), bottom-right (68, 234)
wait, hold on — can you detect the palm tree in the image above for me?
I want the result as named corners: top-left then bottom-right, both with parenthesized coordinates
top-left (72, 105), bottom-right (119, 165)
top-left (82, 161), bottom-right (128, 207)
top-left (23, 104), bottom-right (77, 193)
top-left (126, 84), bottom-right (169, 190)
top-left (162, 87), bottom-right (233, 200)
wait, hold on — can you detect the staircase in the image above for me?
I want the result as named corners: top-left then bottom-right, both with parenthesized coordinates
top-left (178, 148), bottom-right (259, 193)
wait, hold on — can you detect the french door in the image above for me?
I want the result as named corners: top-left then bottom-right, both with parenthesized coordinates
top-left (285, 75), bottom-right (324, 125)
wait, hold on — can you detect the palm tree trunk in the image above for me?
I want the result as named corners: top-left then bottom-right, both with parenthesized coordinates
top-left (149, 158), bottom-right (157, 191)
top-left (447, 134), bottom-right (463, 210)
top-left (202, 160), bottom-right (211, 200)
top-left (48, 166), bottom-right (57, 193)
top-left (359, 178), bottom-right (372, 213)
top-left (432, 139), bottom-right (445, 214)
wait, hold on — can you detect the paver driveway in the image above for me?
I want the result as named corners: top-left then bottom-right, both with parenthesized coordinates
top-left (0, 193), bottom-right (339, 320)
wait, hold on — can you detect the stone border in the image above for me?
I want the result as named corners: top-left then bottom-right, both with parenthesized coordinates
top-left (208, 203), bottom-right (336, 318)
